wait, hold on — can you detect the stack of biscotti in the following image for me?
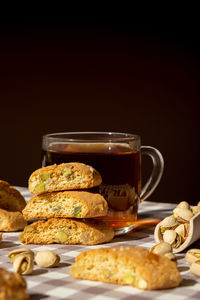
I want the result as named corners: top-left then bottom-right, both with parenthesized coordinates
top-left (20, 163), bottom-right (114, 245)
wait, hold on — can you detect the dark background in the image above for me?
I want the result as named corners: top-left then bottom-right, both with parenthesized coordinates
top-left (0, 10), bottom-right (199, 204)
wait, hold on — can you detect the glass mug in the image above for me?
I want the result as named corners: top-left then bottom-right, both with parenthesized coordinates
top-left (42, 132), bottom-right (164, 235)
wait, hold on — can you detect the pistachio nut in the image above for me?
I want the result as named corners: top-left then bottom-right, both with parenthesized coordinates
top-left (163, 230), bottom-right (177, 245)
top-left (173, 207), bottom-right (193, 222)
top-left (40, 173), bottom-right (50, 182)
top-left (192, 206), bottom-right (200, 215)
top-left (185, 249), bottom-right (200, 265)
top-left (62, 168), bottom-right (73, 178)
top-left (73, 206), bottom-right (82, 216)
top-left (150, 242), bottom-right (172, 255)
top-left (164, 252), bottom-right (177, 262)
top-left (173, 234), bottom-right (183, 249)
top-left (124, 273), bottom-right (136, 285)
top-left (35, 250), bottom-right (60, 268)
top-left (190, 260), bottom-right (200, 276)
top-left (34, 182), bottom-right (45, 193)
top-left (8, 248), bottom-right (34, 263)
top-left (160, 215), bottom-right (178, 229)
top-left (13, 253), bottom-right (34, 275)
top-left (176, 201), bottom-right (190, 210)
top-left (57, 230), bottom-right (69, 243)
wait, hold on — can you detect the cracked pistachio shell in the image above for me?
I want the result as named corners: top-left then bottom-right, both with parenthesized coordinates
top-left (192, 206), bottom-right (200, 215)
top-left (35, 250), bottom-right (60, 268)
top-left (174, 224), bottom-right (188, 239)
top-left (173, 207), bottom-right (193, 221)
top-left (190, 260), bottom-right (200, 276)
top-left (150, 242), bottom-right (172, 255)
top-left (197, 201), bottom-right (200, 207)
top-left (176, 201), bottom-right (190, 210)
top-left (164, 252), bottom-right (177, 261)
top-left (163, 230), bottom-right (177, 245)
top-left (160, 215), bottom-right (178, 228)
top-left (185, 249), bottom-right (200, 265)
top-left (13, 253), bottom-right (34, 275)
top-left (8, 248), bottom-right (34, 263)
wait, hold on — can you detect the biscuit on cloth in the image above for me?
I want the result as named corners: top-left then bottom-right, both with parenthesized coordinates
top-left (23, 190), bottom-right (108, 219)
top-left (70, 246), bottom-right (182, 290)
top-left (0, 208), bottom-right (27, 231)
top-left (19, 218), bottom-right (114, 245)
top-left (0, 180), bottom-right (26, 212)
top-left (0, 267), bottom-right (29, 300)
top-left (28, 163), bottom-right (102, 194)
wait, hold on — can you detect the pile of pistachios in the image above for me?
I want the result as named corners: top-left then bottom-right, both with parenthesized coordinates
top-left (8, 248), bottom-right (60, 275)
top-left (186, 248), bottom-right (200, 277)
top-left (157, 201), bottom-right (200, 250)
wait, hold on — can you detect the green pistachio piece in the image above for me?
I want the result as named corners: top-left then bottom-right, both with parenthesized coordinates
top-left (195, 253), bottom-right (200, 258)
top-left (161, 227), bottom-right (167, 233)
top-left (35, 183), bottom-right (45, 193)
top-left (52, 206), bottom-right (61, 212)
top-left (102, 268), bottom-right (111, 278)
top-left (40, 173), bottom-right (50, 182)
top-left (124, 273), bottom-right (136, 285)
top-left (62, 168), bottom-right (73, 178)
top-left (73, 206), bottom-right (82, 216)
top-left (20, 261), bottom-right (28, 274)
top-left (57, 230), bottom-right (69, 243)
top-left (10, 254), bottom-right (16, 263)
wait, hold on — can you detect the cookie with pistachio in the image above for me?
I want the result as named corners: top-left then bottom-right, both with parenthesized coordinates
top-left (0, 208), bottom-right (27, 231)
top-left (70, 246), bottom-right (182, 290)
top-left (22, 190), bottom-right (108, 220)
top-left (19, 218), bottom-right (114, 245)
top-left (0, 180), bottom-right (26, 212)
top-left (28, 163), bottom-right (102, 194)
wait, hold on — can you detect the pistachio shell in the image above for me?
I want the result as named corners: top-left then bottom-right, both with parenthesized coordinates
top-left (176, 201), bottom-right (190, 210)
top-left (185, 249), bottom-right (200, 265)
top-left (164, 252), bottom-right (177, 261)
top-left (190, 260), bottom-right (200, 276)
top-left (8, 248), bottom-right (34, 263)
top-left (35, 250), bottom-right (60, 268)
top-left (150, 242), bottom-right (172, 255)
top-left (174, 224), bottom-right (188, 240)
top-left (163, 230), bottom-right (177, 245)
top-left (192, 206), bottom-right (200, 215)
top-left (13, 253), bottom-right (34, 275)
top-left (160, 215), bottom-right (178, 228)
top-left (173, 207), bottom-right (193, 222)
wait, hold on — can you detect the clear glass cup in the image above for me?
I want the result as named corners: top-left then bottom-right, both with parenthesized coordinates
top-left (42, 132), bottom-right (164, 235)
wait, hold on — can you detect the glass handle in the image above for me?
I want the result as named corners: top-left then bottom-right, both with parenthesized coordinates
top-left (140, 146), bottom-right (164, 202)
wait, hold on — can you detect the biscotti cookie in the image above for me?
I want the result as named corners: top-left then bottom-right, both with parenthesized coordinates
top-left (0, 267), bottom-right (29, 300)
top-left (29, 162), bottom-right (102, 194)
top-left (23, 191), bottom-right (108, 219)
top-left (70, 246), bottom-right (182, 290)
top-left (19, 218), bottom-right (114, 245)
top-left (0, 180), bottom-right (26, 212)
top-left (0, 208), bottom-right (27, 231)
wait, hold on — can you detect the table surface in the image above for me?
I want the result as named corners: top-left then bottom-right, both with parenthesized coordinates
top-left (1, 187), bottom-right (200, 300)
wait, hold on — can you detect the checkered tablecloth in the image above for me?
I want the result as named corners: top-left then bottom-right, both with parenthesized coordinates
top-left (1, 187), bottom-right (200, 300)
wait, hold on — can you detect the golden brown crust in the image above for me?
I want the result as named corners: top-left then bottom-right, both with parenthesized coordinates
top-left (0, 267), bottom-right (29, 300)
top-left (0, 180), bottom-right (26, 212)
top-left (19, 218), bottom-right (114, 245)
top-left (0, 208), bottom-right (27, 231)
top-left (28, 163), bottom-right (102, 194)
top-left (0, 232), bottom-right (2, 242)
top-left (23, 191), bottom-right (108, 219)
top-left (70, 246), bottom-right (182, 290)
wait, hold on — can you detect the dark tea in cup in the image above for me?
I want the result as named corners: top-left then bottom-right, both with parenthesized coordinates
top-left (42, 132), bottom-right (164, 234)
